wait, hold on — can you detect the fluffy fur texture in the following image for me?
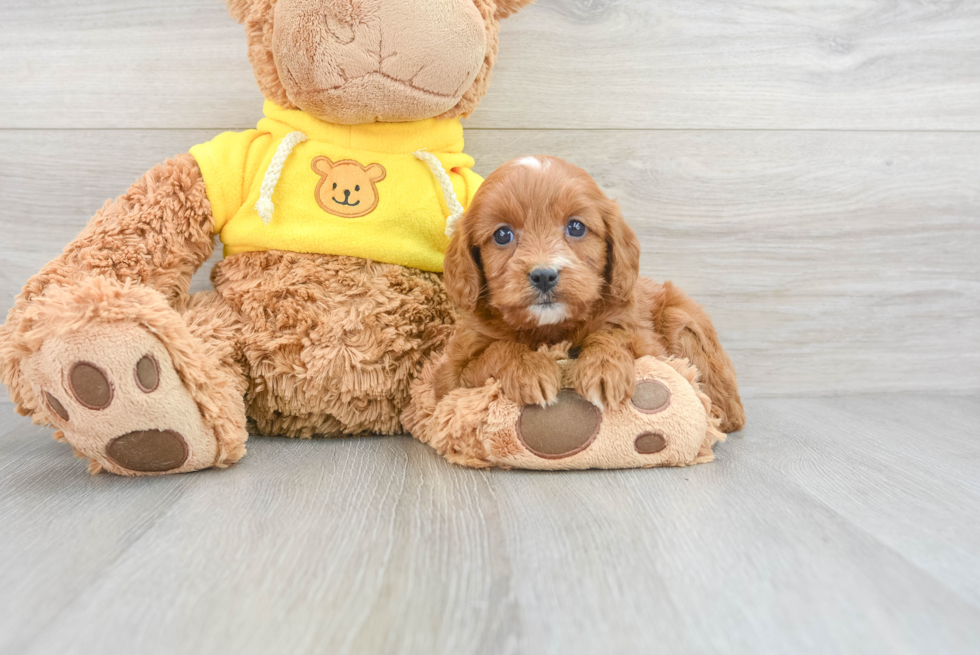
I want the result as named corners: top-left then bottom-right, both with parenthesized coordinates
top-left (0, 0), bottom-right (552, 475)
top-left (0, 0), bottom-right (536, 475)
top-left (0, 156), bottom-right (456, 473)
top-left (436, 156), bottom-right (746, 432)
top-left (200, 251), bottom-right (455, 438)
top-left (228, 0), bottom-right (533, 124)
top-left (0, 154), bottom-right (214, 414)
top-left (8, 277), bottom-right (248, 475)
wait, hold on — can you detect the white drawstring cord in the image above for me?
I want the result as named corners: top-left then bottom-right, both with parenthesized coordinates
top-left (255, 131), bottom-right (308, 224)
top-left (413, 150), bottom-right (465, 238)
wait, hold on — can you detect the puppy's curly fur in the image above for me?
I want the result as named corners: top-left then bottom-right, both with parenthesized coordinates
top-left (436, 156), bottom-right (746, 432)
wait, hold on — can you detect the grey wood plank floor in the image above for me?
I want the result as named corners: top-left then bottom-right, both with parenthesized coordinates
top-left (1, 395), bottom-right (978, 655)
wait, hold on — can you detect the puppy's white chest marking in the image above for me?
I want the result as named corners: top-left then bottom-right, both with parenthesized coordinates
top-left (529, 303), bottom-right (568, 326)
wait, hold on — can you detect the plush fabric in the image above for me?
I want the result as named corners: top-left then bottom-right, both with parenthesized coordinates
top-left (404, 355), bottom-right (725, 470)
top-left (8, 277), bottom-right (248, 476)
top-left (0, 153), bottom-right (215, 417)
top-left (0, 0), bottom-right (731, 477)
top-left (0, 154), bottom-right (455, 474)
top-left (271, 0), bottom-right (488, 124)
top-left (230, 0), bottom-right (524, 125)
top-left (0, 0), bottom-right (552, 476)
top-left (195, 250), bottom-right (456, 438)
top-left (190, 102), bottom-right (482, 271)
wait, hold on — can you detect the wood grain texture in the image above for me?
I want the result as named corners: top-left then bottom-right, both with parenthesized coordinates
top-left (2, 129), bottom-right (977, 397)
top-left (1, 395), bottom-right (979, 655)
top-left (2, 0), bottom-right (980, 130)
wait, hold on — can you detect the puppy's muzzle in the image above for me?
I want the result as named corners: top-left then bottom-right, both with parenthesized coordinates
top-left (529, 268), bottom-right (560, 293)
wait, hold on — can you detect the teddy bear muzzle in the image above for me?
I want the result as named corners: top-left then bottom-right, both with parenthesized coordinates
top-left (272, 0), bottom-right (489, 124)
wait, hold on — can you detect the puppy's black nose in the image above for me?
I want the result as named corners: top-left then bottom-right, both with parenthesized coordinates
top-left (529, 268), bottom-right (560, 293)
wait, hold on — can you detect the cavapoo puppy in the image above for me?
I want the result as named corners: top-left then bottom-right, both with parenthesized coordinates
top-left (436, 155), bottom-right (745, 433)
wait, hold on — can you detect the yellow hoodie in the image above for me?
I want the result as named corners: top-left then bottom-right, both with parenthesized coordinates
top-left (189, 102), bottom-right (483, 272)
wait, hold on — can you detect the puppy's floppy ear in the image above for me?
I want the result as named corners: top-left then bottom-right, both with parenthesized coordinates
top-left (495, 0), bottom-right (537, 19)
top-left (443, 216), bottom-right (483, 309)
top-left (602, 198), bottom-right (641, 304)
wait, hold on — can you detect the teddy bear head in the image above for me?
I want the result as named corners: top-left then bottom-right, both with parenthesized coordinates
top-left (224, 0), bottom-right (535, 125)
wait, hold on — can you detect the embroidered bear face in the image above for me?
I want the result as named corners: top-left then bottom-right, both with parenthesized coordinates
top-left (311, 157), bottom-right (387, 218)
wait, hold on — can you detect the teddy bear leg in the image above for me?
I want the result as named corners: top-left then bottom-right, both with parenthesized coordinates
top-left (12, 278), bottom-right (248, 476)
top-left (406, 356), bottom-right (726, 470)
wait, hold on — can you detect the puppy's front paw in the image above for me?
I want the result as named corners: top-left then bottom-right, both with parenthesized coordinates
top-left (498, 351), bottom-right (562, 407)
top-left (574, 349), bottom-right (636, 410)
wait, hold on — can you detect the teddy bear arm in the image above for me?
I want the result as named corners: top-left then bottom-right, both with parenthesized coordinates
top-left (22, 153), bottom-right (214, 307)
top-left (0, 154), bottom-right (216, 415)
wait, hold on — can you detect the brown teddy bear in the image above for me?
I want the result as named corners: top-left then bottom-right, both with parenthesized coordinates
top-left (0, 0), bottom-right (537, 476)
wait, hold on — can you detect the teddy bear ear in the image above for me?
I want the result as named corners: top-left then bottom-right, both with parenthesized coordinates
top-left (224, 0), bottom-right (253, 24)
top-left (495, 0), bottom-right (536, 18)
top-left (312, 157), bottom-right (335, 175)
top-left (366, 164), bottom-right (387, 183)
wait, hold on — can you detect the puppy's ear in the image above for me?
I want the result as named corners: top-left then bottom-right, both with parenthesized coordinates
top-left (444, 218), bottom-right (483, 309)
top-left (603, 198), bottom-right (641, 304)
top-left (495, 0), bottom-right (536, 19)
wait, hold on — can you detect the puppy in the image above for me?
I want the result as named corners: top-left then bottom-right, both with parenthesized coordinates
top-left (436, 156), bottom-right (745, 432)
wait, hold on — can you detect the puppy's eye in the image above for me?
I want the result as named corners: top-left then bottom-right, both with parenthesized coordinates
top-left (332, 183), bottom-right (337, 190)
top-left (355, 185), bottom-right (361, 192)
top-left (566, 219), bottom-right (587, 238)
top-left (492, 226), bottom-right (515, 246)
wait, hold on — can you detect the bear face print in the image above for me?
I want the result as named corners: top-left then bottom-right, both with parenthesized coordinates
top-left (311, 156), bottom-right (387, 218)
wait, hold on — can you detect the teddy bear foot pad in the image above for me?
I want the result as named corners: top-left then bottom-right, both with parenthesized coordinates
top-left (405, 356), bottom-right (726, 470)
top-left (517, 378), bottom-right (675, 457)
top-left (23, 323), bottom-right (225, 476)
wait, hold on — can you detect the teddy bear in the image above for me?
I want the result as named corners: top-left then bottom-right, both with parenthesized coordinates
top-left (0, 0), bottom-right (538, 476)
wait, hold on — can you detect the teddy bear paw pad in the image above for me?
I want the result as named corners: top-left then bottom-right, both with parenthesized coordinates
top-left (25, 324), bottom-right (220, 476)
top-left (517, 389), bottom-right (601, 459)
top-left (631, 380), bottom-right (671, 414)
top-left (482, 357), bottom-right (716, 469)
top-left (634, 431), bottom-right (667, 454)
top-left (106, 430), bottom-right (189, 473)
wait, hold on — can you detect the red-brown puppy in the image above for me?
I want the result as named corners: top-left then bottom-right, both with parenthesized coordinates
top-left (437, 156), bottom-right (745, 432)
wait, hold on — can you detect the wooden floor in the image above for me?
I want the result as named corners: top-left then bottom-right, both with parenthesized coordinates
top-left (1, 394), bottom-right (978, 655)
